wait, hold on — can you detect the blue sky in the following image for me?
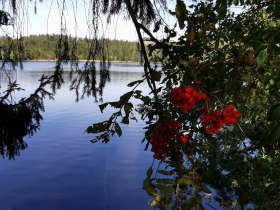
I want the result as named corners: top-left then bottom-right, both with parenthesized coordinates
top-left (1, 1), bottom-right (242, 41)
top-left (1, 0), bottom-right (139, 41)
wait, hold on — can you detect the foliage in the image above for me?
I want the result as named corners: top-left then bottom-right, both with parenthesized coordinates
top-left (0, 0), bottom-right (279, 209)
top-left (0, 76), bottom-right (54, 159)
top-left (0, 35), bottom-right (139, 62)
top-left (86, 0), bottom-right (280, 209)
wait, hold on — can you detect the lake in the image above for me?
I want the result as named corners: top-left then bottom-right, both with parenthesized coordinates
top-left (0, 62), bottom-right (154, 210)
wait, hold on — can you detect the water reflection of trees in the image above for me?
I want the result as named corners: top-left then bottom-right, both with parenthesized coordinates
top-left (0, 62), bottom-right (144, 159)
top-left (0, 76), bottom-right (54, 159)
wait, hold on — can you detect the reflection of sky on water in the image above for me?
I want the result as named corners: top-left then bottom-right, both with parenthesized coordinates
top-left (16, 61), bottom-right (146, 72)
top-left (1, 62), bottom-right (146, 101)
top-left (0, 62), bottom-right (154, 210)
top-left (1, 62), bottom-right (232, 210)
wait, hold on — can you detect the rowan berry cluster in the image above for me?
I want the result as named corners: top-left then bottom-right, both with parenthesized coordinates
top-left (149, 85), bottom-right (241, 161)
top-left (200, 105), bottom-right (241, 134)
top-left (150, 120), bottom-right (182, 160)
top-left (169, 86), bottom-right (207, 113)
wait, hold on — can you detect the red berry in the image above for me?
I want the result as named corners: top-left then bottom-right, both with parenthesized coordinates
top-left (181, 135), bottom-right (189, 143)
top-left (185, 86), bottom-right (193, 93)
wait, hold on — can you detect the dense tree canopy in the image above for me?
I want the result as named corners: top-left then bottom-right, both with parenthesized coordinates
top-left (0, 35), bottom-right (139, 61)
top-left (0, 0), bottom-right (280, 209)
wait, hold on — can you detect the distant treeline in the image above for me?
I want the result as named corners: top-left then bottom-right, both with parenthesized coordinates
top-left (0, 34), bottom-right (140, 62)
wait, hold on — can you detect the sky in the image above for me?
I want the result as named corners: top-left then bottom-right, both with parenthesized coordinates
top-left (0, 1), bottom-right (243, 41)
top-left (0, 0), bottom-right (139, 41)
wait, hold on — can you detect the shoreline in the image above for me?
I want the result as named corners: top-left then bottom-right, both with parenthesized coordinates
top-left (24, 59), bottom-right (137, 63)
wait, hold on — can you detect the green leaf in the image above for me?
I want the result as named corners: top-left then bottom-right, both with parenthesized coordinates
top-left (219, 5), bottom-right (227, 18)
top-left (127, 79), bottom-right (143, 87)
top-left (154, 184), bottom-right (175, 193)
top-left (144, 177), bottom-right (157, 196)
top-left (114, 123), bottom-right (122, 137)
top-left (124, 102), bottom-right (133, 116)
top-left (155, 178), bottom-right (175, 185)
top-left (216, 0), bottom-right (228, 18)
top-left (199, 203), bottom-right (205, 210)
top-left (179, 177), bottom-right (200, 189)
top-left (121, 116), bottom-right (129, 124)
top-left (145, 185), bottom-right (157, 196)
top-left (175, 0), bottom-right (188, 29)
top-left (99, 102), bottom-right (108, 113)
top-left (267, 104), bottom-right (280, 121)
top-left (157, 170), bottom-right (171, 176)
top-left (141, 96), bottom-right (151, 105)
top-left (118, 91), bottom-right (133, 106)
top-left (134, 90), bottom-right (150, 104)
top-left (134, 90), bottom-right (142, 97)
top-left (86, 121), bottom-right (110, 133)
top-left (267, 124), bottom-right (280, 143)
top-left (273, 106), bottom-right (280, 120)
top-left (232, 0), bottom-right (239, 6)
top-left (252, 0), bottom-right (261, 4)
top-left (144, 141), bottom-right (149, 151)
top-left (201, 184), bottom-right (211, 194)
top-left (215, 0), bottom-right (223, 7)
top-left (109, 101), bottom-right (121, 108)
top-left (147, 167), bottom-right (153, 177)
top-left (256, 48), bottom-right (268, 68)
top-left (178, 177), bottom-right (192, 186)
top-left (150, 198), bottom-right (159, 208)
top-left (181, 197), bottom-right (196, 209)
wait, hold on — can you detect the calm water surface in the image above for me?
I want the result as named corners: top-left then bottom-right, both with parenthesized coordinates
top-left (0, 62), bottom-right (154, 210)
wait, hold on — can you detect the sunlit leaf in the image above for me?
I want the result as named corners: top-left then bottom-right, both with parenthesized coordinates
top-left (256, 48), bottom-right (268, 68)
top-left (150, 194), bottom-right (161, 207)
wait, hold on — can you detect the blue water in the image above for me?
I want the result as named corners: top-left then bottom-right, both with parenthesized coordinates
top-left (0, 62), bottom-right (154, 210)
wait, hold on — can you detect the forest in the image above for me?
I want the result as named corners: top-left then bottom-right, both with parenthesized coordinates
top-left (0, 35), bottom-right (139, 62)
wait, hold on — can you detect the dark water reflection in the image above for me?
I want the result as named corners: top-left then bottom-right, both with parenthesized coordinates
top-left (0, 62), bottom-right (154, 210)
